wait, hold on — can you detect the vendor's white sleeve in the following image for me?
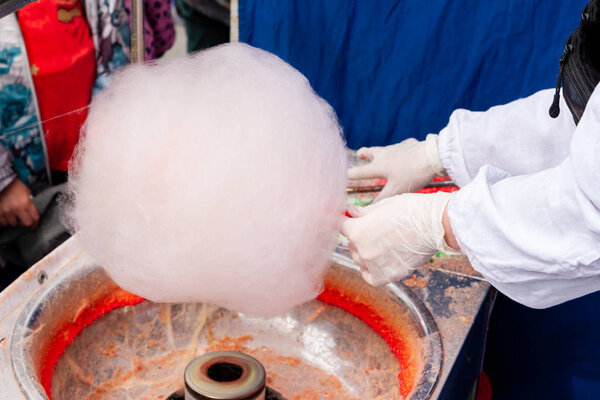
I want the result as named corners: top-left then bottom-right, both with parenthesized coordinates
top-left (448, 85), bottom-right (600, 309)
top-left (439, 89), bottom-right (576, 187)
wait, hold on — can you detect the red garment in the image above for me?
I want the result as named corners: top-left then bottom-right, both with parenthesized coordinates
top-left (18, 0), bottom-right (95, 172)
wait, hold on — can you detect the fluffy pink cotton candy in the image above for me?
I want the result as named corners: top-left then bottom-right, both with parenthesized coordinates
top-left (65, 43), bottom-right (347, 316)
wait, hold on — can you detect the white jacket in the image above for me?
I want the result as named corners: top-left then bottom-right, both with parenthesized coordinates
top-left (439, 85), bottom-right (600, 308)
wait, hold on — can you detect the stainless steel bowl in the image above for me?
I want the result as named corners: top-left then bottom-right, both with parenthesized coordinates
top-left (11, 253), bottom-right (442, 399)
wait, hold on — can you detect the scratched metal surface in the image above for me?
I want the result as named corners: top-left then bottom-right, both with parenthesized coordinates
top-left (407, 256), bottom-right (491, 398)
top-left (333, 244), bottom-right (492, 399)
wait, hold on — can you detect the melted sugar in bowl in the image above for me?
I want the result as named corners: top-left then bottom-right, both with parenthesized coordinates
top-left (10, 252), bottom-right (442, 400)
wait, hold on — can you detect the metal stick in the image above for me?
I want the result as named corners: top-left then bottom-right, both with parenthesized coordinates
top-left (130, 0), bottom-right (145, 63)
top-left (347, 180), bottom-right (457, 194)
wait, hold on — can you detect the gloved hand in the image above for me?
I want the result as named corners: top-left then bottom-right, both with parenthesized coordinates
top-left (341, 192), bottom-right (461, 286)
top-left (349, 134), bottom-right (446, 202)
top-left (0, 178), bottom-right (39, 228)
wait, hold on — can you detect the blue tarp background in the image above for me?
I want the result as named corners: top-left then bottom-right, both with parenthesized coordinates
top-left (239, 2), bottom-right (599, 399)
top-left (239, 0), bottom-right (587, 149)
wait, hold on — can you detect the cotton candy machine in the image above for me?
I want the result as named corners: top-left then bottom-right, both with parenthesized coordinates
top-left (3, 240), bottom-right (442, 400)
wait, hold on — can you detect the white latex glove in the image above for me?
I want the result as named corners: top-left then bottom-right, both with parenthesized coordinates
top-left (348, 134), bottom-right (446, 202)
top-left (341, 192), bottom-right (461, 286)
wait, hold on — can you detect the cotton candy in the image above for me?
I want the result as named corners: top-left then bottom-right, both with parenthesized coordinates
top-left (65, 43), bottom-right (347, 316)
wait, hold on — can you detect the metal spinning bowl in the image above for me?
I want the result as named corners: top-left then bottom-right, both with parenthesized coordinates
top-left (10, 253), bottom-right (442, 400)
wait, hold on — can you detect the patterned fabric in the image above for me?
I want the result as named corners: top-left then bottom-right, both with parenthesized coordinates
top-left (84, 0), bottom-right (131, 94)
top-left (0, 14), bottom-right (49, 193)
top-left (0, 144), bottom-right (15, 192)
top-left (124, 0), bottom-right (176, 59)
top-left (85, 0), bottom-right (175, 93)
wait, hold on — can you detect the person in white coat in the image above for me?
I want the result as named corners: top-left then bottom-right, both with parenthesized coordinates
top-left (342, 0), bottom-right (600, 308)
top-left (342, 85), bottom-right (599, 309)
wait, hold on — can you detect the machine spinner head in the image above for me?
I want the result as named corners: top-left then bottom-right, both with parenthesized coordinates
top-left (184, 351), bottom-right (266, 400)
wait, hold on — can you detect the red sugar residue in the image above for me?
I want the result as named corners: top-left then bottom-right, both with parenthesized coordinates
top-left (416, 186), bottom-right (458, 194)
top-left (39, 289), bottom-right (145, 398)
top-left (41, 278), bottom-right (418, 399)
top-left (317, 287), bottom-right (418, 398)
top-left (417, 176), bottom-right (459, 194)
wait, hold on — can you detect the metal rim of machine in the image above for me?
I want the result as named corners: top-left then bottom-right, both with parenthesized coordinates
top-left (332, 250), bottom-right (444, 399)
top-left (11, 252), bottom-right (443, 400)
